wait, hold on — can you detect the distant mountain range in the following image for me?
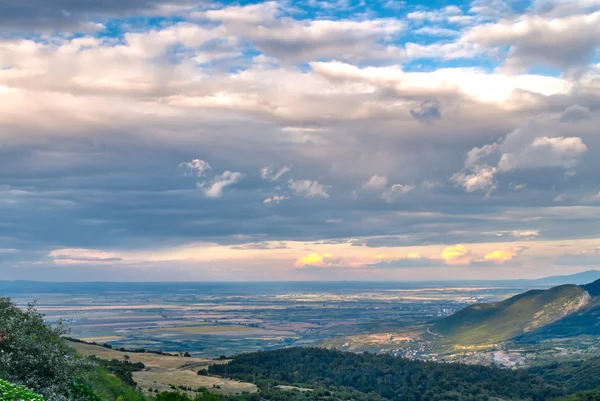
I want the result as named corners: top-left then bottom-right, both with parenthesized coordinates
top-left (529, 270), bottom-right (600, 286)
top-left (432, 274), bottom-right (600, 345)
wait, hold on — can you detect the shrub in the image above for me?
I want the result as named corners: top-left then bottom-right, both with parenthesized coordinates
top-left (0, 379), bottom-right (45, 401)
top-left (0, 298), bottom-right (88, 401)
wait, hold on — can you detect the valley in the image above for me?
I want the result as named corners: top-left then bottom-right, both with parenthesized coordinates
top-left (4, 275), bottom-right (600, 369)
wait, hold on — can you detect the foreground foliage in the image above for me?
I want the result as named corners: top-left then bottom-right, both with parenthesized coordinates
top-left (0, 298), bottom-right (88, 401)
top-left (85, 368), bottom-right (146, 401)
top-left (0, 379), bottom-right (44, 401)
top-left (0, 298), bottom-right (146, 401)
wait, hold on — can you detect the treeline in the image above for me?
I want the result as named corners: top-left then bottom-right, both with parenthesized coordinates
top-left (528, 358), bottom-right (600, 394)
top-left (89, 356), bottom-right (145, 387)
top-left (209, 347), bottom-right (565, 401)
top-left (154, 387), bottom-right (385, 401)
top-left (65, 336), bottom-right (187, 357)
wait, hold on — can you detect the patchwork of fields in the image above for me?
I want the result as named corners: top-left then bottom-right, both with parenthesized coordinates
top-left (5, 281), bottom-right (525, 358)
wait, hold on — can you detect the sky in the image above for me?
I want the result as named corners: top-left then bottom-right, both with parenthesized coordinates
top-left (0, 0), bottom-right (599, 282)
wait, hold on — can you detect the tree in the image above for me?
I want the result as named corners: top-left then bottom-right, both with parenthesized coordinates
top-left (0, 298), bottom-right (89, 401)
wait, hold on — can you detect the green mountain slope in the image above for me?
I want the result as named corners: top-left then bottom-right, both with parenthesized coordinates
top-left (432, 284), bottom-right (591, 345)
top-left (516, 296), bottom-right (600, 343)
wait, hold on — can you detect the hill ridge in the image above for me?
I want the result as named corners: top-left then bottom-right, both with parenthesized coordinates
top-left (433, 280), bottom-right (600, 345)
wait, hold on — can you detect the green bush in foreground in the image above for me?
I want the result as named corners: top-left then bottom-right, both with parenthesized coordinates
top-left (0, 379), bottom-right (44, 401)
top-left (0, 298), bottom-right (88, 401)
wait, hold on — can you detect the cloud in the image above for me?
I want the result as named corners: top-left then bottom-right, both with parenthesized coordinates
top-left (202, 2), bottom-right (280, 24)
top-left (264, 195), bottom-right (290, 204)
top-left (583, 191), bottom-right (600, 202)
top-left (453, 121), bottom-right (588, 194)
top-left (560, 104), bottom-right (593, 123)
top-left (414, 27), bottom-right (461, 37)
top-left (295, 252), bottom-right (334, 267)
top-left (310, 61), bottom-right (572, 106)
top-left (410, 100), bottom-right (442, 124)
top-left (555, 248), bottom-right (600, 266)
top-left (288, 179), bottom-right (330, 198)
top-left (198, 171), bottom-right (243, 198)
top-left (0, 0), bottom-right (197, 31)
top-left (230, 241), bottom-right (289, 250)
top-left (451, 166), bottom-right (497, 194)
top-left (203, 4), bottom-right (405, 63)
top-left (531, 0), bottom-right (600, 17)
top-left (497, 136), bottom-right (588, 172)
top-left (369, 253), bottom-right (444, 268)
top-left (382, 184), bottom-right (414, 202)
top-left (465, 11), bottom-right (600, 74)
top-left (484, 247), bottom-right (525, 263)
top-left (491, 230), bottom-right (541, 238)
top-left (180, 159), bottom-right (212, 177)
top-left (363, 175), bottom-right (388, 189)
top-left (441, 245), bottom-right (472, 265)
top-left (49, 248), bottom-right (122, 265)
top-left (1, 0), bottom-right (600, 281)
top-left (261, 165), bottom-right (292, 181)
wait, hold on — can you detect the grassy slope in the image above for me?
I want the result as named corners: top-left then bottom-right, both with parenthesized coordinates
top-left (87, 367), bottom-right (147, 401)
top-left (433, 285), bottom-right (589, 345)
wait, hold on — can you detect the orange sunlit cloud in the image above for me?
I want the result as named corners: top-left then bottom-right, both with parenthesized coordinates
top-left (295, 252), bottom-right (334, 267)
top-left (483, 246), bottom-right (526, 263)
top-left (441, 245), bottom-right (472, 265)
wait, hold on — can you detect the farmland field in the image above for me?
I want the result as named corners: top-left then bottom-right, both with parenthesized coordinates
top-left (0, 281), bottom-right (532, 358)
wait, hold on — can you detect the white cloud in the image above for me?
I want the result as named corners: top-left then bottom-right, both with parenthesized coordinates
top-left (310, 61), bottom-right (572, 106)
top-left (465, 11), bottom-right (600, 73)
top-left (453, 121), bottom-right (588, 194)
top-left (414, 26), bottom-right (461, 37)
top-left (198, 171), bottom-right (243, 198)
top-left (288, 179), bottom-right (330, 198)
top-left (261, 165), bottom-right (292, 181)
top-left (531, 0), bottom-right (600, 17)
top-left (202, 4), bottom-right (405, 63)
top-left (202, 2), bottom-right (280, 24)
top-left (179, 159), bottom-right (211, 177)
top-left (451, 166), bottom-right (497, 194)
top-left (363, 175), bottom-right (388, 189)
top-left (382, 183), bottom-right (414, 202)
top-left (264, 195), bottom-right (290, 204)
top-left (497, 136), bottom-right (588, 172)
top-left (407, 6), bottom-right (463, 22)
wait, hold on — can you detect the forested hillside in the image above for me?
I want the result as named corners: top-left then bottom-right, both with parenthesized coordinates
top-left (209, 347), bottom-right (565, 401)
